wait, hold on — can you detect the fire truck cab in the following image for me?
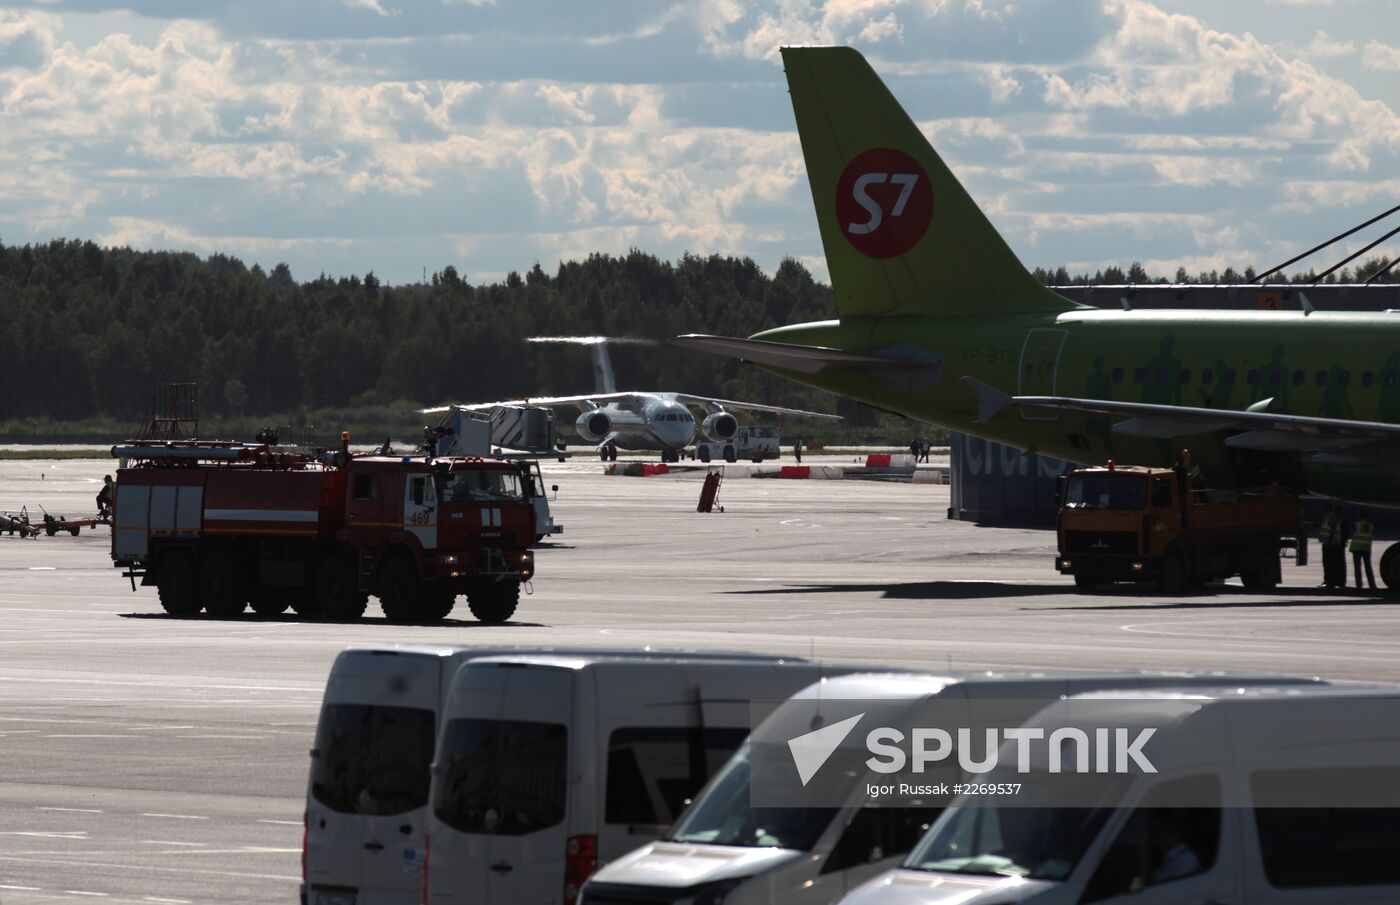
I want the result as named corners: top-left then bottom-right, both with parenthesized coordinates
top-left (111, 440), bottom-right (536, 624)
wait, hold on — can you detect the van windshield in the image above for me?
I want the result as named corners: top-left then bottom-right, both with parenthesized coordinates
top-left (1064, 474), bottom-right (1148, 511)
top-left (434, 718), bottom-right (567, 836)
top-left (905, 777), bottom-right (1126, 881)
top-left (310, 703), bottom-right (435, 816)
top-left (439, 469), bottom-right (524, 503)
top-left (666, 746), bottom-right (838, 851)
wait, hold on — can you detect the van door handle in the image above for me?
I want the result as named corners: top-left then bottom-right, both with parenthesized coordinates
top-left (364, 841), bottom-right (385, 851)
top-left (489, 861), bottom-right (513, 873)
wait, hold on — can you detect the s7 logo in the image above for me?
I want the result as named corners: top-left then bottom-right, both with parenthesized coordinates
top-left (847, 173), bottom-right (920, 235)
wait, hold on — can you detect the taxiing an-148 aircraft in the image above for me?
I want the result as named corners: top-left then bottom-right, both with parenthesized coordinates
top-left (676, 45), bottom-right (1400, 584)
top-left (426, 336), bottom-right (838, 462)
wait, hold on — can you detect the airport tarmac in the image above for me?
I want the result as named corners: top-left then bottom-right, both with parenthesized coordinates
top-left (1, 456), bottom-right (1397, 903)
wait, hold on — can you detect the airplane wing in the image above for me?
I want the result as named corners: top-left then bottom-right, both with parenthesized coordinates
top-left (420, 393), bottom-right (643, 414)
top-left (962, 376), bottom-right (1400, 452)
top-left (672, 334), bottom-right (912, 374)
top-left (668, 393), bottom-right (842, 419)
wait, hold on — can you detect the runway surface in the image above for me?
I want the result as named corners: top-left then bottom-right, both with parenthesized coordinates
top-left (1, 457), bottom-right (1397, 902)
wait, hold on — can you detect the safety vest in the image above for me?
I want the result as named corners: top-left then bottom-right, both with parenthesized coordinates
top-left (1350, 519), bottom-right (1373, 554)
top-left (1320, 514), bottom-right (1341, 546)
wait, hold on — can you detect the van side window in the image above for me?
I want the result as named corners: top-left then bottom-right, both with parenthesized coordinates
top-left (434, 719), bottom-right (567, 836)
top-left (353, 474), bottom-right (378, 502)
top-left (822, 806), bottom-right (936, 874)
top-left (604, 727), bottom-right (749, 827)
top-left (1080, 774), bottom-right (1221, 902)
top-left (1252, 767), bottom-right (1400, 888)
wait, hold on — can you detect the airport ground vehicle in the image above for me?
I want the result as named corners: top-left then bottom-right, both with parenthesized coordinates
top-left (840, 684), bottom-right (1400, 905)
top-left (109, 436), bottom-right (535, 623)
top-left (694, 425), bottom-right (781, 463)
top-left (1055, 464), bottom-right (1303, 593)
top-left (423, 653), bottom-right (858, 905)
top-left (583, 671), bottom-right (1322, 905)
top-left (304, 645), bottom-right (800, 905)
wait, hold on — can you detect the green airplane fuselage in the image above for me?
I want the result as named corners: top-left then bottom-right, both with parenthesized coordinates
top-left (755, 308), bottom-right (1400, 504)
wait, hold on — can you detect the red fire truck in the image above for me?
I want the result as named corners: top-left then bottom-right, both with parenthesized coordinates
top-left (109, 435), bottom-right (535, 623)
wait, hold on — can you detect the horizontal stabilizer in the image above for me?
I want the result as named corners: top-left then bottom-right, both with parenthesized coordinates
top-left (673, 334), bottom-right (912, 374)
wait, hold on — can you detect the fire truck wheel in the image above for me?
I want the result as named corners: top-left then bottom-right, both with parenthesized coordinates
top-left (200, 553), bottom-right (247, 616)
top-left (467, 581), bottom-right (519, 623)
top-left (249, 593), bottom-right (291, 617)
top-left (1073, 573), bottom-right (1099, 593)
top-left (316, 551), bottom-right (367, 620)
top-left (420, 592), bottom-right (456, 623)
top-left (378, 555), bottom-right (423, 624)
top-left (156, 552), bottom-right (202, 616)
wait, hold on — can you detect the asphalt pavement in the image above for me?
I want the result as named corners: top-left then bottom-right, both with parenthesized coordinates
top-left (1, 456), bottom-right (1397, 902)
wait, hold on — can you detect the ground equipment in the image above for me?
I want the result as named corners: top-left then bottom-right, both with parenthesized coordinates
top-left (109, 435), bottom-right (536, 623)
top-left (1, 508), bottom-right (41, 538)
top-left (694, 425), bottom-right (781, 463)
top-left (1055, 462), bottom-right (1304, 592)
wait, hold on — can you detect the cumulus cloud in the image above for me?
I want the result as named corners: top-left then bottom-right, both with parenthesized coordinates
top-left (0, 0), bottom-right (1398, 285)
top-left (1362, 40), bottom-right (1400, 71)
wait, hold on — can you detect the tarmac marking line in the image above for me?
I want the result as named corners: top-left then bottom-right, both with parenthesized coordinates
top-left (139, 814), bottom-right (208, 821)
top-left (0, 854), bottom-right (299, 882)
top-left (37, 807), bottom-right (102, 814)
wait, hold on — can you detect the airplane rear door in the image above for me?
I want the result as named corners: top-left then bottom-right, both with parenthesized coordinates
top-left (1018, 328), bottom-right (1067, 420)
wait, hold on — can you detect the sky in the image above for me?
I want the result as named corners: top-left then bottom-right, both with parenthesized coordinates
top-left (0, 0), bottom-right (1397, 286)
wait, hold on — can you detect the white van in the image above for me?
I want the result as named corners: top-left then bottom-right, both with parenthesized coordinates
top-left (422, 654), bottom-right (856, 905)
top-left (303, 645), bottom-right (806, 905)
top-left (839, 683), bottom-right (1400, 905)
top-left (582, 671), bottom-right (1323, 905)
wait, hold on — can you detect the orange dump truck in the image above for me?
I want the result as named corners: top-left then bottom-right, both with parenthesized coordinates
top-left (1055, 464), bottom-right (1304, 593)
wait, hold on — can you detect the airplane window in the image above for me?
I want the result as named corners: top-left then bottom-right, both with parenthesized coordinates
top-left (1339, 370), bottom-right (1351, 387)
top-left (1316, 371), bottom-right (1328, 387)
top-left (1134, 368), bottom-right (1145, 384)
top-left (1363, 371), bottom-right (1375, 388)
top-left (1247, 370), bottom-right (1259, 386)
top-left (1112, 367), bottom-right (1124, 384)
top-left (1292, 370), bottom-right (1305, 387)
top-left (1179, 369), bottom-right (1190, 385)
top-left (1202, 368), bottom-right (1214, 384)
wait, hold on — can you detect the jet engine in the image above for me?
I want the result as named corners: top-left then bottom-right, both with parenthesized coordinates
top-left (701, 411), bottom-right (738, 442)
top-left (575, 410), bottom-right (612, 443)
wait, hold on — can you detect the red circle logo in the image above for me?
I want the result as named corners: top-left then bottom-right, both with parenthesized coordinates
top-left (834, 148), bottom-right (934, 259)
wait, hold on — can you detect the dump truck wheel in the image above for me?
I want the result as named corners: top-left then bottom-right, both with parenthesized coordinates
top-left (157, 552), bottom-right (202, 615)
top-left (468, 580), bottom-right (519, 623)
top-left (1160, 554), bottom-right (1187, 594)
top-left (200, 552), bottom-right (247, 616)
top-left (377, 554), bottom-right (423, 624)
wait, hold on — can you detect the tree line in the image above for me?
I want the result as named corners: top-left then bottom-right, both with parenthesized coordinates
top-left (0, 239), bottom-right (1395, 436)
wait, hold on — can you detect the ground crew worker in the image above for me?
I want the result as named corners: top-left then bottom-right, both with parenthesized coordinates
top-left (96, 474), bottom-right (114, 520)
top-left (793, 437), bottom-right (803, 463)
top-left (1319, 504), bottom-right (1348, 588)
top-left (1351, 510), bottom-right (1376, 590)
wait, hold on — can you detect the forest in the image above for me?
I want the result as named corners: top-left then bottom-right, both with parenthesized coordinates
top-left (0, 239), bottom-right (1395, 443)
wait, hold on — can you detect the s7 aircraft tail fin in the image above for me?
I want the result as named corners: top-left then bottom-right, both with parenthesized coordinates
top-left (781, 45), bottom-right (1082, 319)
